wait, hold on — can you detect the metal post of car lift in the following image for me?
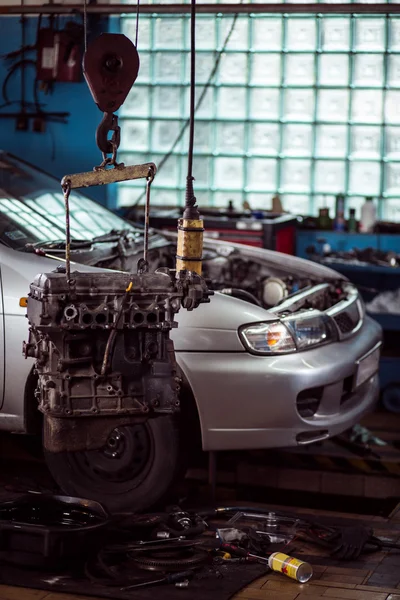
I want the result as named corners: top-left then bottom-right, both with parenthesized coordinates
top-left (208, 451), bottom-right (217, 502)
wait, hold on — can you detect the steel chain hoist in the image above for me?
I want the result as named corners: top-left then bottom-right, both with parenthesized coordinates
top-left (23, 0), bottom-right (212, 456)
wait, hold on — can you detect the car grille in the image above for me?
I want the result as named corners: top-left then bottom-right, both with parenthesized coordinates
top-left (334, 311), bottom-right (357, 334)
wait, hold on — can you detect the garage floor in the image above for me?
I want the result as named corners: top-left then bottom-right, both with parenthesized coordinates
top-left (0, 413), bottom-right (398, 600)
top-left (234, 502), bottom-right (400, 600)
top-left (185, 412), bottom-right (400, 509)
top-left (0, 499), bottom-right (398, 600)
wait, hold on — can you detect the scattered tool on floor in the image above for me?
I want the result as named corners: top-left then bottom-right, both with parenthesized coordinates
top-left (120, 570), bottom-right (195, 591)
top-left (0, 496), bottom-right (399, 594)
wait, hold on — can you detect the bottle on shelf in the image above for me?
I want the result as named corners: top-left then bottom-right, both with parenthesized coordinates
top-left (227, 199), bottom-right (235, 214)
top-left (360, 196), bottom-right (377, 233)
top-left (347, 208), bottom-right (358, 233)
top-left (334, 194), bottom-right (346, 231)
top-left (242, 200), bottom-right (251, 214)
top-left (272, 194), bottom-right (283, 214)
top-left (317, 207), bottom-right (331, 230)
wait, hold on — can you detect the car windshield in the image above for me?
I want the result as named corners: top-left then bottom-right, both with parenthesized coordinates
top-left (0, 153), bottom-right (141, 250)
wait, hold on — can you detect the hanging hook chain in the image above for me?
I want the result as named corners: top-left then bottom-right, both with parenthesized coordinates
top-left (61, 178), bottom-right (72, 284)
top-left (94, 112), bottom-right (122, 170)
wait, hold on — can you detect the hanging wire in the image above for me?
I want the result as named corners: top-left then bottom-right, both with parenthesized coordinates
top-left (126, 9), bottom-right (241, 214)
top-left (20, 0), bottom-right (26, 112)
top-left (143, 166), bottom-right (155, 265)
top-left (1, 60), bottom-right (42, 112)
top-left (83, 0), bottom-right (88, 53)
top-left (135, 0), bottom-right (140, 48)
top-left (59, 0), bottom-right (87, 285)
top-left (183, 0), bottom-right (197, 217)
top-left (62, 179), bottom-right (72, 283)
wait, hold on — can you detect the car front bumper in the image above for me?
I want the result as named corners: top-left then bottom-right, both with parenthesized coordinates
top-left (177, 315), bottom-right (382, 451)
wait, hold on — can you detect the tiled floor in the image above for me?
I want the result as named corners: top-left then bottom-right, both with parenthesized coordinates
top-left (233, 568), bottom-right (400, 600)
top-left (232, 502), bottom-right (400, 600)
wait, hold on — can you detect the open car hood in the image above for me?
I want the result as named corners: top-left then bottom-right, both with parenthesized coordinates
top-left (161, 231), bottom-right (346, 282)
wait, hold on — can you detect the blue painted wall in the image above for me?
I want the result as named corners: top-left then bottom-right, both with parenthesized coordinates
top-left (0, 16), bottom-right (108, 204)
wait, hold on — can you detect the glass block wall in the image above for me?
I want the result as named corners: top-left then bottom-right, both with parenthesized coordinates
top-left (118, 11), bottom-right (400, 220)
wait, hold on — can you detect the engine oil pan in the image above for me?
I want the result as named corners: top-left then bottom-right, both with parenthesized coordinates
top-left (0, 494), bottom-right (109, 568)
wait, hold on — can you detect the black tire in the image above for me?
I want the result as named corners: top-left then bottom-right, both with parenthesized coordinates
top-left (44, 416), bottom-right (181, 513)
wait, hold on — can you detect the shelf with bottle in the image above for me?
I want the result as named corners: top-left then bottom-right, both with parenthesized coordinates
top-left (314, 193), bottom-right (379, 234)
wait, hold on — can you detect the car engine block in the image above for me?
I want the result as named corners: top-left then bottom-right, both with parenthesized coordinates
top-left (24, 268), bottom-right (210, 452)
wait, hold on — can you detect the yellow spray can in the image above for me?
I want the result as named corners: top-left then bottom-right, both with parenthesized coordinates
top-left (268, 552), bottom-right (313, 583)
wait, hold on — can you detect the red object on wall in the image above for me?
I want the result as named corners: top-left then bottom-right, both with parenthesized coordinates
top-left (37, 28), bottom-right (82, 83)
top-left (276, 226), bottom-right (296, 255)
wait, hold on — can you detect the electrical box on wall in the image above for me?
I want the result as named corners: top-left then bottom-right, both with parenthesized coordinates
top-left (37, 25), bottom-right (82, 84)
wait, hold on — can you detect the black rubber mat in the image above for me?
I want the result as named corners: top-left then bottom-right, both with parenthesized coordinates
top-left (0, 562), bottom-right (267, 600)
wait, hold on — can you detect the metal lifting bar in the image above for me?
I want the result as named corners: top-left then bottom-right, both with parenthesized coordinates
top-left (1, 3), bottom-right (400, 14)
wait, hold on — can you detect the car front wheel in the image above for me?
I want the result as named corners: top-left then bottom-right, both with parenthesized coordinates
top-left (44, 416), bottom-right (181, 513)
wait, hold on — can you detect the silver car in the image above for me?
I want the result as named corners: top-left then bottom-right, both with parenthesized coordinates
top-left (0, 153), bottom-right (382, 511)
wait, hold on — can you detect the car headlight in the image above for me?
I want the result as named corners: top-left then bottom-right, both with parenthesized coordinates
top-left (284, 312), bottom-right (337, 350)
top-left (239, 312), bottom-right (337, 355)
top-left (239, 321), bottom-right (296, 355)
